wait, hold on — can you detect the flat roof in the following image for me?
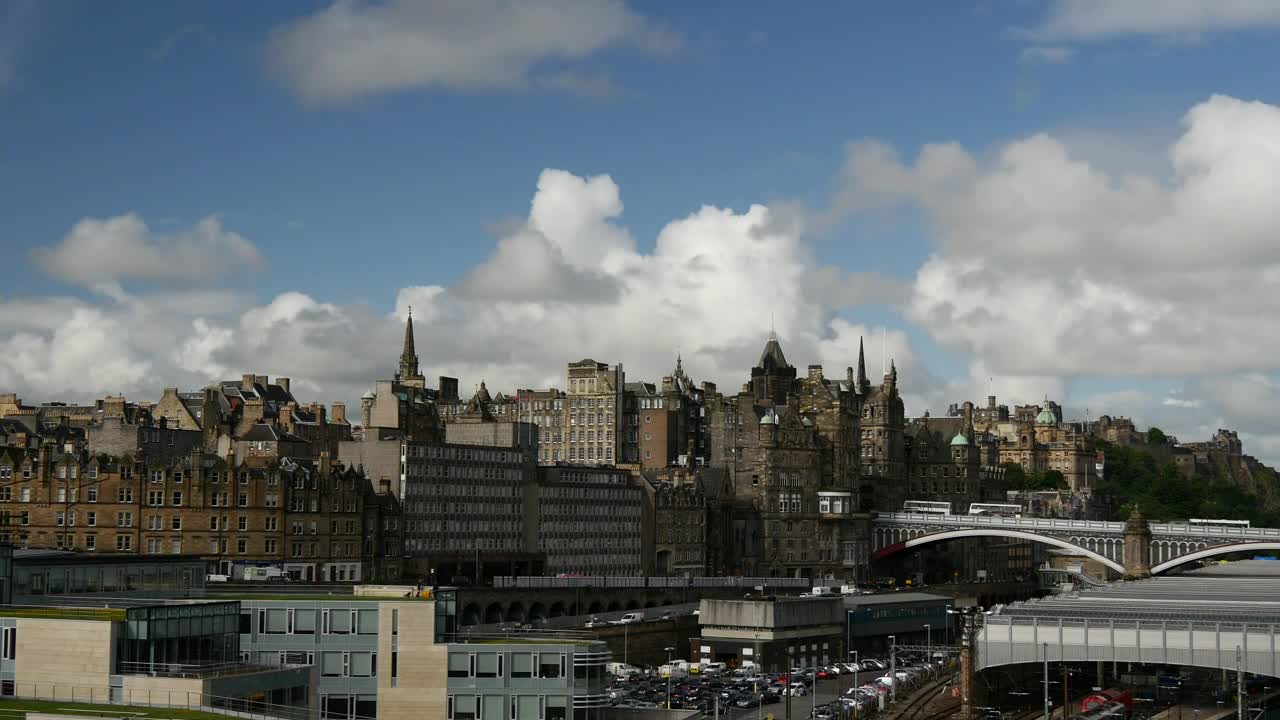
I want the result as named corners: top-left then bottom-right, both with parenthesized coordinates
top-left (987, 575), bottom-right (1280, 626)
top-left (844, 592), bottom-right (952, 607)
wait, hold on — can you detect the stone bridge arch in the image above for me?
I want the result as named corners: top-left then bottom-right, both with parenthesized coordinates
top-left (872, 528), bottom-right (1126, 575)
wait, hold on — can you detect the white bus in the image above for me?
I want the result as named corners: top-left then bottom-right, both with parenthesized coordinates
top-left (903, 500), bottom-right (952, 514)
top-left (1188, 518), bottom-right (1251, 528)
top-left (968, 503), bottom-right (1023, 517)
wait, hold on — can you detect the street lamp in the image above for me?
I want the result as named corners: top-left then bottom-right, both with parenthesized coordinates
top-left (665, 646), bottom-right (675, 710)
top-left (924, 623), bottom-right (932, 669)
top-left (889, 634), bottom-right (897, 706)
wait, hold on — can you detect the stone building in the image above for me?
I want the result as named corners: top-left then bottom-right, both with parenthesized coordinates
top-left (648, 478), bottom-right (708, 576)
top-left (0, 425), bottom-right (402, 582)
top-left (705, 331), bottom-right (870, 580)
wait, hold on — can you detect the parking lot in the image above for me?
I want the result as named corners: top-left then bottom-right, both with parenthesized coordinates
top-left (607, 652), bottom-right (955, 719)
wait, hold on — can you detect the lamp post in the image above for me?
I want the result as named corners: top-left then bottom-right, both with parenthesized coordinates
top-left (1043, 642), bottom-right (1050, 720)
top-left (665, 646), bottom-right (676, 709)
top-left (924, 623), bottom-right (932, 671)
top-left (850, 649), bottom-right (861, 718)
top-left (889, 635), bottom-right (897, 706)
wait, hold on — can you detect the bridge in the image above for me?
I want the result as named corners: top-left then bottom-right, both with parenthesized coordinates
top-left (872, 511), bottom-right (1280, 577)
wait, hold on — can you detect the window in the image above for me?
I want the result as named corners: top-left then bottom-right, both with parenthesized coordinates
top-left (294, 609), bottom-right (316, 634)
top-left (475, 653), bottom-right (501, 678)
top-left (118, 487), bottom-right (133, 503)
top-left (448, 653), bottom-right (470, 678)
top-left (539, 654), bottom-right (565, 679)
top-left (86, 511), bottom-right (96, 527)
top-left (171, 491), bottom-right (182, 506)
top-left (238, 516), bottom-right (248, 531)
top-left (84, 534), bottom-right (96, 550)
top-left (265, 516), bottom-right (278, 531)
top-left (237, 539), bottom-right (247, 554)
top-left (117, 512), bottom-right (133, 527)
top-left (238, 494), bottom-right (248, 507)
top-left (86, 487), bottom-right (97, 503)
top-left (55, 512), bottom-right (64, 527)
top-left (19, 488), bottom-right (29, 503)
top-left (265, 539), bottom-right (277, 554)
top-left (116, 535), bottom-right (132, 551)
top-left (147, 491), bottom-right (163, 507)
top-left (1, 628), bottom-right (14, 660)
top-left (171, 516), bottom-right (182, 530)
top-left (148, 515), bottom-right (161, 530)
top-left (510, 653), bottom-right (532, 679)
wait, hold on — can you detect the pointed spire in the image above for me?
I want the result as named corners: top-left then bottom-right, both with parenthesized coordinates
top-left (397, 307), bottom-right (421, 383)
top-left (856, 336), bottom-right (868, 389)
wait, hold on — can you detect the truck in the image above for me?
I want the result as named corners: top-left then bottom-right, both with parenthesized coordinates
top-left (613, 612), bottom-right (644, 625)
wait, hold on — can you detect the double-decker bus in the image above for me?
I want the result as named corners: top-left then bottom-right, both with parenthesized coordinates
top-left (967, 503), bottom-right (1023, 517)
top-left (902, 500), bottom-right (952, 514)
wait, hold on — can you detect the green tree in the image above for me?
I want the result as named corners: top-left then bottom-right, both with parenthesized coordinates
top-left (1001, 462), bottom-right (1027, 490)
top-left (1147, 427), bottom-right (1168, 445)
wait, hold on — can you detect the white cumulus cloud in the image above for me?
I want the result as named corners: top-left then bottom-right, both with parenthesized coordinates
top-left (31, 214), bottom-right (264, 288)
top-left (1029, 0), bottom-right (1280, 42)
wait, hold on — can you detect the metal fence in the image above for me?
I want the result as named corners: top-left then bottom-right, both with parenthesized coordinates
top-left (492, 576), bottom-right (811, 590)
top-left (116, 660), bottom-right (295, 678)
top-left (0, 681), bottom-right (318, 720)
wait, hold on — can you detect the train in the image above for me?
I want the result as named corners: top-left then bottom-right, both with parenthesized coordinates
top-left (1081, 689), bottom-right (1133, 713)
top-left (1068, 701), bottom-right (1128, 720)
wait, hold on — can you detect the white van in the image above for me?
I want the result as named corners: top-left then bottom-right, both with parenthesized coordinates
top-left (607, 662), bottom-right (641, 678)
top-left (658, 664), bottom-right (688, 680)
top-left (701, 661), bottom-right (727, 676)
top-left (613, 612), bottom-right (644, 625)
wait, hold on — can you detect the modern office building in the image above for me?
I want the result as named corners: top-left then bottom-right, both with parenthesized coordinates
top-left (0, 579), bottom-right (610, 720)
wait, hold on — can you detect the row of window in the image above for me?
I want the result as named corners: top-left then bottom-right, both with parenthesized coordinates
top-left (446, 694), bottom-right (569, 720)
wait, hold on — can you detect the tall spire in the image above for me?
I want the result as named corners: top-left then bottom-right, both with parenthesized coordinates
top-left (397, 307), bottom-right (422, 385)
top-left (856, 335), bottom-right (868, 389)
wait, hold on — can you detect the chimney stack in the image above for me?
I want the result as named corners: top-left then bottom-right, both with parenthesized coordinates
top-left (275, 377), bottom-right (291, 393)
top-left (331, 402), bottom-right (347, 424)
top-left (241, 374), bottom-right (256, 391)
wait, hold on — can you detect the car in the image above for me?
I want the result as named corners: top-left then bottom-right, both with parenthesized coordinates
top-left (585, 617), bottom-right (606, 628)
top-left (787, 683), bottom-right (810, 696)
top-left (860, 659), bottom-right (887, 671)
top-left (816, 668), bottom-right (835, 680)
top-left (838, 662), bottom-right (860, 674)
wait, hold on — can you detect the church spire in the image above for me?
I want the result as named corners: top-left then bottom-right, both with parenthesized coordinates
top-left (397, 307), bottom-right (423, 386)
top-left (856, 335), bottom-right (868, 390)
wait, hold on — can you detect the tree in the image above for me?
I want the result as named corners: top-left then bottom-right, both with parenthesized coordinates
top-left (1040, 469), bottom-right (1068, 490)
top-left (1000, 462), bottom-right (1027, 490)
top-left (1147, 427), bottom-right (1168, 445)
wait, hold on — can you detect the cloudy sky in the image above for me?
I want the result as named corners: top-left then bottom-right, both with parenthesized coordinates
top-left (5, 1), bottom-right (1280, 460)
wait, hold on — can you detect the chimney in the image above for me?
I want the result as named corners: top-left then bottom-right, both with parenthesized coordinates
top-left (807, 365), bottom-right (823, 382)
top-left (309, 403), bottom-right (327, 424)
top-left (275, 377), bottom-right (291, 393)
top-left (241, 374), bottom-right (256, 391)
top-left (278, 404), bottom-right (294, 431)
top-left (331, 402), bottom-right (347, 424)
top-left (319, 450), bottom-right (332, 477)
top-left (103, 395), bottom-right (126, 419)
top-left (378, 478), bottom-right (391, 494)
top-left (241, 398), bottom-right (265, 428)
top-left (254, 375), bottom-right (268, 387)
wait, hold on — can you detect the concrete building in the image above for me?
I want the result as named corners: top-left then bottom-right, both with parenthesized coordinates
top-left (696, 596), bottom-right (845, 671)
top-left (843, 591), bottom-right (953, 654)
top-left (0, 585), bottom-right (610, 720)
top-left (537, 466), bottom-right (646, 576)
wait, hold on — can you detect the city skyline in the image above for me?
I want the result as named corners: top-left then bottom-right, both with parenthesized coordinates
top-left (6, 2), bottom-right (1280, 461)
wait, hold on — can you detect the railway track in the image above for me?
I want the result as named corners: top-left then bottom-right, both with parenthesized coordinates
top-left (889, 673), bottom-right (960, 720)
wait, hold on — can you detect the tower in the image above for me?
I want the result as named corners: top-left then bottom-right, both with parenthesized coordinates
top-left (750, 330), bottom-right (797, 406)
top-left (1122, 506), bottom-right (1152, 579)
top-left (397, 309), bottom-right (425, 389)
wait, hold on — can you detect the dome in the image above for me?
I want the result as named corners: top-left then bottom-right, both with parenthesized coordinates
top-left (360, 389), bottom-right (376, 400)
top-left (950, 432), bottom-right (970, 447)
top-left (1035, 407), bottom-right (1057, 425)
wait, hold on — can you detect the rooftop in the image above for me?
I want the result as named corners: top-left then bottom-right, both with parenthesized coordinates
top-left (987, 575), bottom-right (1280, 626)
top-left (844, 591), bottom-right (953, 607)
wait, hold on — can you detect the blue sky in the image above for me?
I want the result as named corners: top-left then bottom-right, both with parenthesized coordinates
top-left (6, 1), bottom-right (1280, 458)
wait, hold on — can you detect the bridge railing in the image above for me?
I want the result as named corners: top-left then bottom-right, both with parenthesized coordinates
top-left (876, 512), bottom-right (1122, 532)
top-left (492, 576), bottom-right (811, 590)
top-left (878, 513), bottom-right (1280, 541)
